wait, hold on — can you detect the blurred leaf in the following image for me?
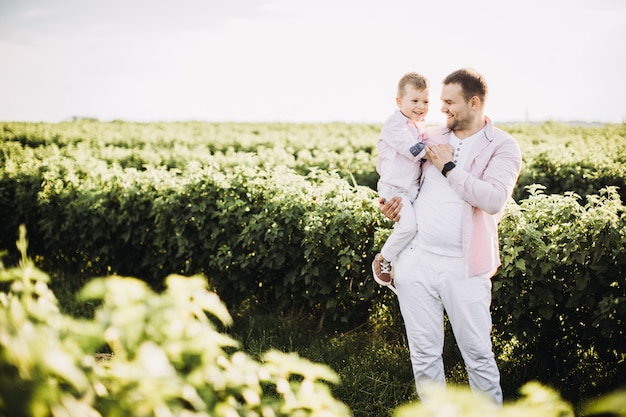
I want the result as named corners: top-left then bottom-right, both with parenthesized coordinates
top-left (583, 389), bottom-right (626, 417)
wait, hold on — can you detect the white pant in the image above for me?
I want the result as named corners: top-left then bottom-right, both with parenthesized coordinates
top-left (394, 243), bottom-right (503, 405)
top-left (378, 182), bottom-right (418, 262)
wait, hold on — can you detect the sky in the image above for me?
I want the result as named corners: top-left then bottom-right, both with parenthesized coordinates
top-left (1, 0), bottom-right (625, 125)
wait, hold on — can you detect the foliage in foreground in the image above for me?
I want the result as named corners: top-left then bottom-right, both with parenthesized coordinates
top-left (2, 227), bottom-right (625, 417)
top-left (0, 226), bottom-right (350, 417)
top-left (395, 382), bottom-right (575, 417)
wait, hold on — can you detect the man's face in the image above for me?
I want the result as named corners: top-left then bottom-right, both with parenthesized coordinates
top-left (440, 83), bottom-right (471, 132)
top-left (396, 85), bottom-right (429, 124)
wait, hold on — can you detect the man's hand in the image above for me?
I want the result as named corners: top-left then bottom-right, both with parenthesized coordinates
top-left (425, 144), bottom-right (454, 172)
top-left (379, 196), bottom-right (402, 222)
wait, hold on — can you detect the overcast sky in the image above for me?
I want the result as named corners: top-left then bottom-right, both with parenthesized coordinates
top-left (1, 0), bottom-right (625, 125)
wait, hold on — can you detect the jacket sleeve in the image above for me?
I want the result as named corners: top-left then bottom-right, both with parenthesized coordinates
top-left (447, 136), bottom-right (522, 215)
top-left (380, 118), bottom-right (425, 160)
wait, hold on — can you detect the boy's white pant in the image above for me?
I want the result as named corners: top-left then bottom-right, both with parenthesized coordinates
top-left (394, 242), bottom-right (503, 405)
top-left (378, 182), bottom-right (418, 262)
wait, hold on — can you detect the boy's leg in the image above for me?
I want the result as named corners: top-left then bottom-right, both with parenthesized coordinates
top-left (372, 253), bottom-right (393, 285)
top-left (380, 192), bottom-right (417, 262)
top-left (373, 186), bottom-right (417, 289)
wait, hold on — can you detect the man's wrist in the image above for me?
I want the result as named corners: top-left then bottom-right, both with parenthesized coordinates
top-left (441, 161), bottom-right (456, 177)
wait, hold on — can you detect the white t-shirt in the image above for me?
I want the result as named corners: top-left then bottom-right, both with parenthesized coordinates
top-left (414, 129), bottom-right (483, 257)
top-left (414, 164), bottom-right (464, 256)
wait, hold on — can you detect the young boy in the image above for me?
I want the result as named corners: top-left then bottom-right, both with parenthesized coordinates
top-left (372, 72), bottom-right (430, 293)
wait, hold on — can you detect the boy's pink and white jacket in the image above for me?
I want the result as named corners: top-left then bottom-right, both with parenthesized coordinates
top-left (376, 109), bottom-right (427, 192)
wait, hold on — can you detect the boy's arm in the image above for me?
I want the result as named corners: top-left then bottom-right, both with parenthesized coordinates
top-left (380, 118), bottom-right (425, 161)
top-left (410, 142), bottom-right (426, 158)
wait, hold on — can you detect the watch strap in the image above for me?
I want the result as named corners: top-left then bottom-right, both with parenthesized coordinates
top-left (441, 161), bottom-right (456, 177)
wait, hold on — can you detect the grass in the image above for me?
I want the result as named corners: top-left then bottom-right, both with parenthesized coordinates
top-left (226, 303), bottom-right (418, 417)
top-left (222, 294), bottom-right (488, 417)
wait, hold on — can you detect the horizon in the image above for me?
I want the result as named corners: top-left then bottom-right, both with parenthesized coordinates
top-left (1, 116), bottom-right (619, 128)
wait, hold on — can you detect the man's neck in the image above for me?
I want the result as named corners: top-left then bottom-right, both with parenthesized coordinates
top-left (454, 116), bottom-right (486, 139)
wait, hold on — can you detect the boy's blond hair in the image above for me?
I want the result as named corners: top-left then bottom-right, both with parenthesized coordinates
top-left (397, 72), bottom-right (429, 97)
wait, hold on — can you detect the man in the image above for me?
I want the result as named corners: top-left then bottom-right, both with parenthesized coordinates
top-left (379, 68), bottom-right (522, 404)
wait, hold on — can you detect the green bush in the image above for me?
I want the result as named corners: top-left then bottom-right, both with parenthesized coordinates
top-left (511, 121), bottom-right (626, 202)
top-left (0, 159), bottom-right (385, 325)
top-left (0, 226), bottom-right (351, 417)
top-left (495, 185), bottom-right (626, 401)
top-left (514, 151), bottom-right (626, 203)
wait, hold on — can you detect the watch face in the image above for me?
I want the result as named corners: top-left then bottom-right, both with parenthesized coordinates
top-left (442, 162), bottom-right (455, 176)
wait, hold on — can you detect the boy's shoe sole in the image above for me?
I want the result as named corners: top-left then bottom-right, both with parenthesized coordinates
top-left (372, 261), bottom-right (391, 287)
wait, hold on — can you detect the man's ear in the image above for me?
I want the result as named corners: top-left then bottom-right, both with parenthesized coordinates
top-left (470, 95), bottom-right (481, 109)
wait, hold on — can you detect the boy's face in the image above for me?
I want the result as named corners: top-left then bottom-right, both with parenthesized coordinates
top-left (396, 85), bottom-right (429, 124)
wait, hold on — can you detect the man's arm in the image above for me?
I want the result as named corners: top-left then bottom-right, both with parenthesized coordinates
top-left (379, 196), bottom-right (403, 222)
top-left (428, 138), bottom-right (522, 214)
top-left (449, 139), bottom-right (521, 214)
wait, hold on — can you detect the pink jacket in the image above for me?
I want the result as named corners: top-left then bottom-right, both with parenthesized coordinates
top-left (423, 117), bottom-right (522, 278)
top-left (376, 109), bottom-right (426, 191)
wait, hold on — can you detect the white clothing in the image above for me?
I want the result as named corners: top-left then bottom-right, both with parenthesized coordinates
top-left (414, 164), bottom-right (463, 257)
top-left (413, 129), bottom-right (483, 257)
top-left (448, 129), bottom-right (481, 167)
top-left (395, 125), bottom-right (504, 405)
top-left (378, 182), bottom-right (418, 262)
top-left (376, 109), bottom-right (426, 193)
top-left (395, 243), bottom-right (503, 404)
top-left (376, 109), bottom-right (426, 261)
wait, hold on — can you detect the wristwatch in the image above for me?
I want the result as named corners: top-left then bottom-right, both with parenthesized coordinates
top-left (441, 161), bottom-right (456, 177)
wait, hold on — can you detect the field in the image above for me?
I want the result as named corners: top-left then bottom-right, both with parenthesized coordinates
top-left (1, 120), bottom-right (625, 416)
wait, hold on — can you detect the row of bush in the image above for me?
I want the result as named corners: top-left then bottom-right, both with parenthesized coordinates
top-left (1, 151), bottom-right (625, 400)
top-left (0, 159), bottom-right (385, 326)
top-left (3, 121), bottom-right (626, 201)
